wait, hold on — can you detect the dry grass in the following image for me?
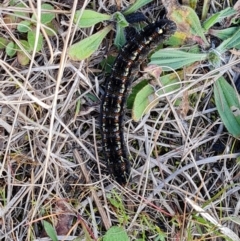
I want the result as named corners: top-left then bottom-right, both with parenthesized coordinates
top-left (0, 0), bottom-right (240, 240)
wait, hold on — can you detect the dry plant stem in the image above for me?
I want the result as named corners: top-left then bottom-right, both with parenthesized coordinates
top-left (73, 149), bottom-right (111, 230)
top-left (128, 153), bottom-right (240, 231)
top-left (29, 0), bottom-right (82, 235)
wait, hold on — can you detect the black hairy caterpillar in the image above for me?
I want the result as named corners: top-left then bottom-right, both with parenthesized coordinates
top-left (100, 19), bottom-right (177, 185)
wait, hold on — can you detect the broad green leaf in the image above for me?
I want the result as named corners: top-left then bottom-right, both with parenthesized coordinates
top-left (130, 72), bottom-right (182, 119)
top-left (214, 77), bottom-right (240, 138)
top-left (43, 221), bottom-right (58, 241)
top-left (17, 20), bottom-right (31, 33)
top-left (103, 226), bottom-right (129, 241)
top-left (150, 49), bottom-right (207, 71)
top-left (169, 5), bottom-right (209, 47)
top-left (74, 10), bottom-right (111, 28)
top-left (28, 30), bottom-right (43, 51)
top-left (209, 27), bottom-right (238, 40)
top-left (40, 3), bottom-right (55, 24)
top-left (216, 28), bottom-right (240, 53)
top-left (203, 7), bottom-right (236, 30)
top-left (123, 0), bottom-right (153, 15)
top-left (6, 41), bottom-right (17, 57)
top-left (132, 84), bottom-right (155, 121)
top-left (0, 37), bottom-right (8, 49)
top-left (68, 25), bottom-right (112, 60)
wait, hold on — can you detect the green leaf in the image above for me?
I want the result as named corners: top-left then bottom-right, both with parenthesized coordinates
top-left (114, 23), bottom-right (126, 49)
top-left (74, 10), bottom-right (111, 28)
top-left (68, 25), bottom-right (113, 60)
top-left (203, 7), bottom-right (237, 30)
top-left (40, 3), bottom-right (55, 24)
top-left (28, 30), bottom-right (43, 51)
top-left (132, 84), bottom-right (155, 121)
top-left (114, 12), bottom-right (129, 28)
top-left (44, 22), bottom-right (57, 37)
top-left (31, 3), bottom-right (55, 24)
top-left (17, 20), bottom-right (31, 33)
top-left (103, 226), bottom-right (129, 241)
top-left (207, 49), bottom-right (222, 67)
top-left (123, 0), bottom-right (153, 15)
top-left (17, 39), bottom-right (31, 52)
top-left (100, 55), bottom-right (115, 74)
top-left (169, 5), bottom-right (209, 47)
top-left (130, 72), bottom-right (182, 121)
top-left (214, 77), bottom-right (240, 138)
top-left (14, 2), bottom-right (29, 18)
top-left (209, 27), bottom-right (238, 40)
top-left (43, 221), bottom-right (58, 241)
top-left (150, 49), bottom-right (207, 71)
top-left (156, 72), bottom-right (182, 96)
top-left (216, 28), bottom-right (240, 53)
top-left (127, 80), bottom-right (148, 109)
top-left (6, 41), bottom-right (17, 57)
top-left (0, 37), bottom-right (8, 49)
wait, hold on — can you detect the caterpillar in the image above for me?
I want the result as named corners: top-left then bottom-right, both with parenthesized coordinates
top-left (100, 19), bottom-right (177, 185)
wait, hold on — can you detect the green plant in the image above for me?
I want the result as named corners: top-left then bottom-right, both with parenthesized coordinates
top-left (68, 0), bottom-right (154, 60)
top-left (2, 2), bottom-right (56, 65)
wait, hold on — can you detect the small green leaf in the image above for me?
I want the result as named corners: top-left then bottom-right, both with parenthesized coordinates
top-left (39, 3), bottom-right (55, 24)
top-left (0, 37), bottom-right (8, 49)
top-left (203, 7), bottom-right (236, 30)
top-left (74, 10), bottom-right (111, 28)
top-left (17, 20), bottom-right (31, 33)
top-left (103, 226), bottom-right (129, 241)
top-left (6, 41), bottom-right (17, 57)
top-left (216, 28), bottom-right (240, 53)
top-left (14, 2), bottom-right (29, 18)
top-left (31, 3), bottom-right (55, 24)
top-left (114, 23), bottom-right (126, 49)
top-left (68, 25), bottom-right (113, 60)
top-left (28, 31), bottom-right (43, 51)
top-left (209, 27), bottom-right (238, 40)
top-left (100, 55), bottom-right (115, 74)
top-left (207, 49), bottom-right (222, 67)
top-left (214, 77), bottom-right (240, 138)
top-left (44, 22), bottom-right (57, 37)
top-left (150, 49), bottom-right (207, 71)
top-left (123, 0), bottom-right (153, 15)
top-left (43, 221), bottom-right (58, 241)
top-left (17, 40), bottom-right (31, 52)
top-left (127, 80), bottom-right (148, 109)
top-left (132, 84), bottom-right (155, 121)
top-left (113, 12), bottom-right (129, 47)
